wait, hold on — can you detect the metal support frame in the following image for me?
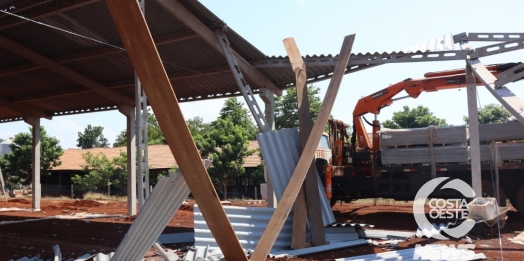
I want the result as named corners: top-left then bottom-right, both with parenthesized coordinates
top-left (495, 63), bottom-right (524, 87)
top-left (135, 0), bottom-right (149, 209)
top-left (23, 116), bottom-right (41, 210)
top-left (466, 58), bottom-right (524, 125)
top-left (0, 166), bottom-right (7, 202)
top-left (119, 105), bottom-right (137, 216)
top-left (259, 89), bottom-right (277, 208)
top-left (215, 30), bottom-right (270, 132)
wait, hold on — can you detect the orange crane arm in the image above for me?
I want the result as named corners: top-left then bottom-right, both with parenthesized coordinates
top-left (352, 64), bottom-right (508, 151)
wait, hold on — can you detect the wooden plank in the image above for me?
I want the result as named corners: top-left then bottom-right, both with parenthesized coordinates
top-left (283, 37), bottom-right (326, 248)
top-left (105, 1), bottom-right (247, 261)
top-left (0, 35), bottom-right (134, 106)
top-left (251, 34), bottom-right (355, 261)
top-left (156, 0), bottom-right (282, 96)
top-left (466, 64), bottom-right (482, 197)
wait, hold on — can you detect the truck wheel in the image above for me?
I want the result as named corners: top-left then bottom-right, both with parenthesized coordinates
top-left (481, 180), bottom-right (507, 207)
top-left (330, 197), bottom-right (337, 208)
top-left (513, 186), bottom-right (524, 216)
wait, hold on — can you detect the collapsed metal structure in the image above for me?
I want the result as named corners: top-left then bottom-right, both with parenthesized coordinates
top-left (0, 0), bottom-right (524, 260)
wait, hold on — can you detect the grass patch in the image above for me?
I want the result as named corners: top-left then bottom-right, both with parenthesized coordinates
top-left (82, 192), bottom-right (127, 201)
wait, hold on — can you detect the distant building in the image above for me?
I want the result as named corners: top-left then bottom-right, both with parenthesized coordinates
top-left (0, 137), bottom-right (13, 156)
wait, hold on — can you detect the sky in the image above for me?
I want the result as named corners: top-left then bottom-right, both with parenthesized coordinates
top-left (1, 0), bottom-right (524, 149)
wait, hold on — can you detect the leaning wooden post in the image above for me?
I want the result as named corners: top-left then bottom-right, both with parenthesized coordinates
top-left (284, 37), bottom-right (326, 248)
top-left (251, 34), bottom-right (355, 261)
top-left (105, 1), bottom-right (247, 260)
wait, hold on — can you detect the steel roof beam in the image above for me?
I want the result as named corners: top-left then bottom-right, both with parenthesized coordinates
top-left (156, 0), bottom-right (282, 96)
top-left (0, 97), bottom-right (52, 119)
top-left (0, 35), bottom-right (134, 106)
top-left (466, 33), bottom-right (524, 42)
top-left (0, 0), bottom-right (100, 30)
top-left (0, 31), bottom-right (199, 78)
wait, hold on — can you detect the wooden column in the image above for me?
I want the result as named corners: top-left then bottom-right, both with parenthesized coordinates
top-left (251, 34), bottom-right (355, 261)
top-left (284, 37), bottom-right (326, 248)
top-left (105, 1), bottom-right (247, 260)
top-left (24, 117), bottom-right (41, 210)
top-left (466, 65), bottom-right (482, 197)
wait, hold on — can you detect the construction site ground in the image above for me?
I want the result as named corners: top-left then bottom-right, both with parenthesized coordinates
top-left (0, 198), bottom-right (522, 260)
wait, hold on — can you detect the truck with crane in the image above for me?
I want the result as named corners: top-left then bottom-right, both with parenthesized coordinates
top-left (317, 62), bottom-right (524, 215)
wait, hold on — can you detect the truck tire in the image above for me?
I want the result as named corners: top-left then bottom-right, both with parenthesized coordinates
top-left (512, 185), bottom-right (524, 216)
top-left (481, 180), bottom-right (507, 207)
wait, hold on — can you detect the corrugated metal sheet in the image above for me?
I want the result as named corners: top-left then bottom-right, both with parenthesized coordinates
top-left (396, 33), bottom-right (455, 53)
top-left (256, 128), bottom-right (336, 225)
top-left (272, 240), bottom-right (369, 258)
top-left (194, 205), bottom-right (294, 252)
top-left (335, 244), bottom-right (486, 261)
top-left (111, 162), bottom-right (208, 261)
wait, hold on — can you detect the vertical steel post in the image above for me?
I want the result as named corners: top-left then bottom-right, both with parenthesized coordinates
top-left (135, 0), bottom-right (149, 208)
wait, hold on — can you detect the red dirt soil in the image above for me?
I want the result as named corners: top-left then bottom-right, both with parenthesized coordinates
top-left (0, 198), bottom-right (523, 260)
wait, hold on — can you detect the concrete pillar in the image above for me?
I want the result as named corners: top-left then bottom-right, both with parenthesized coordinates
top-left (260, 89), bottom-right (277, 207)
top-left (24, 117), bottom-right (41, 211)
top-left (466, 65), bottom-right (482, 197)
top-left (119, 105), bottom-right (137, 215)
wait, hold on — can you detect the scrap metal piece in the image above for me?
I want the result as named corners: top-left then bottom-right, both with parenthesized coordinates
top-left (467, 58), bottom-right (524, 125)
top-left (153, 242), bottom-right (179, 261)
top-left (53, 244), bottom-right (62, 261)
top-left (335, 244), bottom-right (486, 261)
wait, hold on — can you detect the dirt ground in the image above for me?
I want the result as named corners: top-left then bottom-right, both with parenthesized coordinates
top-left (0, 198), bottom-right (522, 260)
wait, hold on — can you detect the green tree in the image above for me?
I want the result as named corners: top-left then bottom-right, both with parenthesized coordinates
top-left (2, 127), bottom-right (63, 185)
top-left (215, 98), bottom-right (257, 139)
top-left (77, 124), bottom-right (109, 149)
top-left (113, 108), bottom-right (167, 147)
top-left (275, 85), bottom-right (322, 129)
top-left (202, 117), bottom-right (255, 199)
top-left (71, 151), bottom-right (127, 192)
top-left (463, 103), bottom-right (511, 124)
top-left (382, 105), bottom-right (449, 129)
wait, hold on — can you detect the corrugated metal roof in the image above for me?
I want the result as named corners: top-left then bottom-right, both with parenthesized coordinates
top-left (396, 33), bottom-right (455, 53)
top-left (335, 244), bottom-right (486, 261)
top-left (256, 128), bottom-right (336, 225)
top-left (0, 0), bottom-right (284, 122)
